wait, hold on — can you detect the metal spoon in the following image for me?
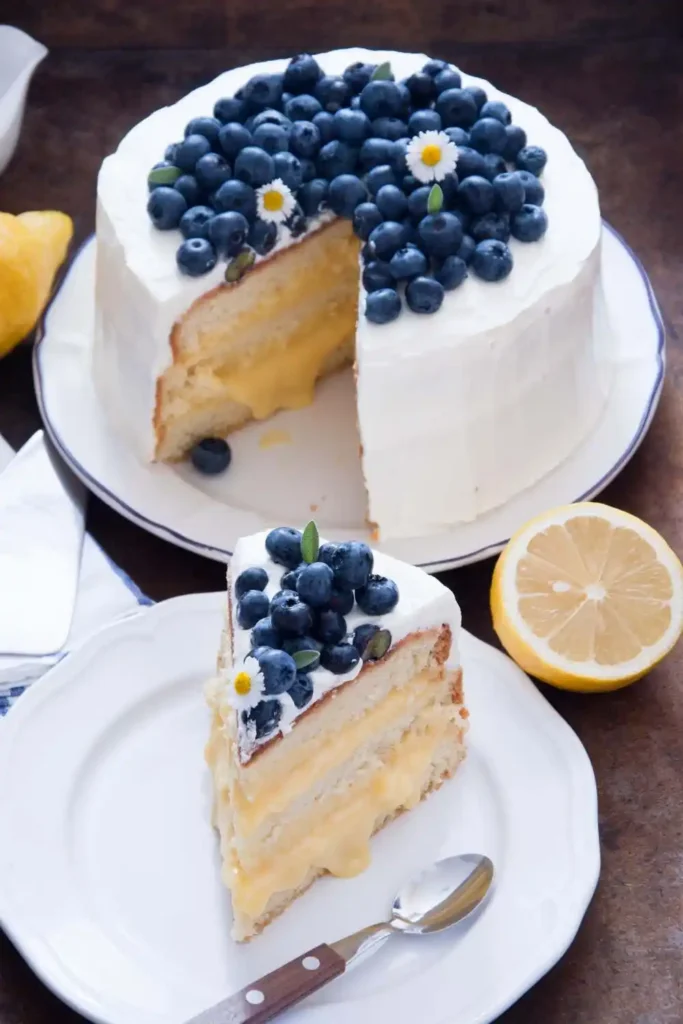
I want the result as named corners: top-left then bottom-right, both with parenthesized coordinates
top-left (187, 853), bottom-right (494, 1024)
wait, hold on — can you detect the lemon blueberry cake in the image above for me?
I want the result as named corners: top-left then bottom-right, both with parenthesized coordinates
top-left (94, 48), bottom-right (608, 539)
top-left (205, 523), bottom-right (466, 940)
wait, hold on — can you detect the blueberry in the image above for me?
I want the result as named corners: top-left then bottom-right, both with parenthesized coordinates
top-left (469, 117), bottom-right (507, 155)
top-left (252, 616), bottom-right (282, 649)
top-left (370, 117), bottom-right (408, 142)
top-left (177, 237), bottom-right (218, 276)
top-left (281, 94), bottom-right (320, 124)
top-left (457, 234), bottom-right (476, 264)
top-left (242, 698), bottom-right (282, 739)
top-left (312, 111), bottom-right (336, 144)
top-left (296, 561), bottom-right (334, 607)
top-left (462, 85), bottom-right (487, 113)
top-left (214, 96), bottom-right (246, 124)
top-left (234, 146), bottom-right (275, 187)
top-left (493, 172), bottom-right (525, 213)
top-left (401, 217), bottom-right (420, 247)
top-left (343, 61), bottom-right (376, 94)
top-left (288, 673), bottom-right (314, 708)
top-left (515, 170), bottom-right (545, 206)
top-left (360, 80), bottom-right (404, 121)
top-left (408, 109), bottom-right (442, 135)
top-left (457, 175), bottom-right (494, 215)
top-left (331, 541), bottom-right (373, 589)
top-left (299, 158), bottom-right (317, 182)
top-left (366, 288), bottom-right (401, 323)
top-left (435, 254), bottom-right (468, 289)
top-left (328, 584), bottom-right (354, 615)
top-left (185, 116), bottom-right (221, 145)
top-left (389, 245), bottom-right (428, 280)
top-left (284, 54), bottom-right (322, 95)
top-left (471, 239), bottom-right (514, 281)
top-left (333, 108), bottom-right (371, 145)
top-left (209, 211), bottom-right (250, 257)
top-left (365, 163), bottom-right (398, 195)
top-left (189, 435), bottom-right (231, 471)
top-left (243, 73), bottom-right (283, 112)
top-left (270, 591), bottom-right (313, 636)
top-left (406, 275), bottom-right (445, 314)
top-left (235, 566), bottom-right (268, 598)
top-left (286, 203), bottom-right (307, 237)
top-left (452, 208), bottom-right (470, 233)
top-left (213, 179), bottom-right (257, 221)
top-left (480, 100), bottom-right (511, 125)
top-left (180, 205), bottom-right (215, 239)
top-left (318, 543), bottom-right (337, 566)
top-left (282, 634), bottom-right (323, 664)
top-left (175, 134), bottom-right (212, 173)
top-left (251, 109), bottom-right (292, 132)
top-left (359, 137), bottom-right (396, 171)
top-left (315, 609), bottom-right (347, 646)
top-left (252, 123), bottom-right (289, 155)
top-left (237, 590), bottom-right (270, 628)
top-left (272, 151), bottom-right (303, 191)
top-left (351, 623), bottom-right (379, 658)
top-left (503, 124), bottom-right (527, 160)
top-left (317, 140), bottom-right (358, 178)
top-left (328, 174), bottom-right (367, 217)
top-left (314, 75), bottom-right (351, 113)
top-left (481, 154), bottom-right (507, 181)
top-left (422, 59), bottom-right (450, 77)
top-left (266, 527), bottom-right (302, 568)
top-left (434, 69), bottom-right (463, 94)
top-left (362, 260), bottom-right (394, 292)
top-left (511, 204), bottom-right (548, 242)
top-left (281, 564), bottom-right (306, 590)
top-left (516, 145), bottom-right (548, 176)
top-left (248, 218), bottom-right (278, 255)
top-left (321, 643), bottom-right (360, 675)
top-left (147, 187), bottom-right (187, 230)
top-left (407, 185), bottom-right (432, 222)
top-left (402, 174), bottom-right (420, 194)
top-left (440, 172), bottom-right (460, 207)
top-left (405, 71), bottom-right (437, 108)
top-left (299, 178), bottom-right (329, 217)
top-left (397, 82), bottom-right (412, 117)
top-left (435, 88), bottom-right (478, 129)
top-left (195, 153), bottom-right (231, 193)
top-left (355, 574), bottom-right (399, 615)
top-left (444, 126), bottom-right (470, 147)
top-left (390, 138), bottom-right (411, 176)
top-left (368, 220), bottom-right (407, 260)
top-left (218, 122), bottom-right (253, 160)
top-left (256, 648), bottom-right (297, 695)
top-left (375, 183), bottom-right (408, 220)
top-left (289, 121), bottom-right (321, 159)
top-left (471, 211), bottom-right (511, 243)
top-left (456, 146), bottom-right (487, 179)
top-left (353, 202), bottom-right (384, 241)
top-left (418, 211), bottom-right (463, 257)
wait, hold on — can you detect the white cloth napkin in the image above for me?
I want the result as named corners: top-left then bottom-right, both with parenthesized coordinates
top-left (0, 434), bottom-right (152, 715)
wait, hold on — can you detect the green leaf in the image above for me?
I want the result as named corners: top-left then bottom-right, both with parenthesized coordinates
top-left (427, 183), bottom-right (443, 215)
top-left (301, 520), bottom-right (320, 564)
top-left (364, 628), bottom-right (392, 662)
top-left (371, 61), bottom-right (393, 81)
top-left (225, 246), bottom-right (256, 283)
top-left (147, 165), bottom-right (181, 186)
top-left (292, 649), bottom-right (320, 670)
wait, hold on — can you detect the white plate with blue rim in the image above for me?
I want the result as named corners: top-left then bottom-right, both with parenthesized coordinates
top-left (33, 221), bottom-right (663, 570)
top-left (0, 591), bottom-right (600, 1024)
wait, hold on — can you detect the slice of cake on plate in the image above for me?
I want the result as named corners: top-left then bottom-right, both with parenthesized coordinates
top-left (205, 523), bottom-right (467, 941)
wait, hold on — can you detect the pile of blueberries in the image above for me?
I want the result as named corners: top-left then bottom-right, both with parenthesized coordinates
top-left (147, 53), bottom-right (548, 323)
top-left (236, 526), bottom-right (398, 740)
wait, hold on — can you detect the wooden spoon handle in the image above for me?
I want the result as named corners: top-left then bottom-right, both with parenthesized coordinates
top-left (185, 943), bottom-right (346, 1023)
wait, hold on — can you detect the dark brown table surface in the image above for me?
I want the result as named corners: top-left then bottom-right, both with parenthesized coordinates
top-left (1, 20), bottom-right (683, 1024)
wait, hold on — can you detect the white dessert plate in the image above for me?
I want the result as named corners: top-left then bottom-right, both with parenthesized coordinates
top-left (33, 222), bottom-right (663, 571)
top-left (0, 592), bottom-right (599, 1024)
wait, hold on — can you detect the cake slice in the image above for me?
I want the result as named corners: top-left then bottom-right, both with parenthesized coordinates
top-left (205, 524), bottom-right (467, 941)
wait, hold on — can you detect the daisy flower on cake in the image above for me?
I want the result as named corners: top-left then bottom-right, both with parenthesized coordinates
top-left (256, 178), bottom-right (295, 224)
top-left (406, 130), bottom-right (459, 183)
top-left (226, 657), bottom-right (266, 713)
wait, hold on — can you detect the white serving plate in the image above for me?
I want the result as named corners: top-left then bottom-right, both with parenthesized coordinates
top-left (0, 593), bottom-right (599, 1024)
top-left (33, 223), bottom-right (663, 571)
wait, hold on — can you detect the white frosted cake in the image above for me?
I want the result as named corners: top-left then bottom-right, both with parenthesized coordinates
top-left (205, 524), bottom-right (466, 939)
top-left (94, 48), bottom-right (608, 540)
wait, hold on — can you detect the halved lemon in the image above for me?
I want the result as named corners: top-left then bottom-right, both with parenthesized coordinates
top-left (491, 502), bottom-right (683, 692)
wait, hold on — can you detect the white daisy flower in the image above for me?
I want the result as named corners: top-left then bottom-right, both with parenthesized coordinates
top-left (226, 658), bottom-right (265, 713)
top-left (405, 131), bottom-right (459, 183)
top-left (256, 178), bottom-right (295, 224)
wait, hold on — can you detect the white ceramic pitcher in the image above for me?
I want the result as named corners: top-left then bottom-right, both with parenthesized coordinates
top-left (0, 25), bottom-right (47, 176)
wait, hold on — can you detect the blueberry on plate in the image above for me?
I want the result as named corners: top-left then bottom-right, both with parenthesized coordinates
top-left (314, 609), bottom-right (347, 646)
top-left (266, 527), bottom-right (303, 568)
top-left (422, 58), bottom-right (450, 77)
top-left (469, 117), bottom-right (507, 156)
top-left (359, 80), bottom-right (404, 121)
top-left (455, 146), bottom-right (487, 180)
top-left (406, 275), bottom-right (445, 314)
top-left (236, 566), bottom-right (268, 597)
top-left (281, 563), bottom-right (306, 590)
top-left (284, 93), bottom-right (323, 122)
top-left (404, 71), bottom-right (437, 108)
top-left (177, 238), bottom-right (217, 276)
top-left (288, 673), bottom-right (314, 709)
top-left (242, 73), bottom-right (283, 112)
top-left (237, 590), bottom-right (271, 628)
top-left (515, 170), bottom-right (545, 206)
top-left (368, 220), bottom-right (407, 260)
top-left (289, 120), bottom-right (321, 159)
top-left (511, 204), bottom-right (548, 242)
top-left (365, 163), bottom-right (398, 196)
top-left (273, 151), bottom-right (303, 191)
top-left (252, 123), bottom-right (290, 155)
top-left (284, 54), bottom-right (322, 95)
top-left (312, 111), bottom-right (336, 144)
top-left (359, 137), bottom-right (396, 171)
top-left (434, 68), bottom-right (463, 94)
top-left (252, 616), bottom-right (282, 649)
top-left (214, 96), bottom-right (246, 124)
top-left (355, 574), bottom-right (400, 615)
top-left (480, 100), bottom-right (511, 125)
top-left (462, 85), bottom-right (488, 112)
top-left (493, 172), bottom-right (525, 213)
top-left (408, 109), bottom-right (442, 135)
top-left (147, 187), bottom-right (187, 230)
top-left (321, 643), bottom-right (360, 675)
top-left (457, 234), bottom-right (476, 264)
top-left (270, 591), bottom-right (313, 636)
top-left (351, 622), bottom-right (379, 658)
top-left (185, 116), bottom-right (222, 145)
top-left (503, 124), bottom-right (527, 161)
top-left (435, 88), bottom-right (478, 129)
top-left (343, 61), bottom-right (376, 94)
top-left (314, 75), bottom-right (351, 113)
top-left (418, 212), bottom-right (463, 258)
top-left (248, 218), bottom-right (278, 255)
top-left (362, 259), bottom-right (394, 291)
top-left (174, 134), bottom-right (212, 173)
top-left (190, 435), bottom-right (231, 471)
top-left (434, 254), bottom-right (468, 290)
top-left (317, 139), bottom-right (358, 178)
top-left (331, 540), bottom-right (373, 590)
top-left (213, 179), bottom-right (257, 221)
top-left (195, 153), bottom-right (231, 193)
top-left (242, 698), bottom-right (282, 739)
top-left (218, 122), bottom-right (253, 160)
top-left (366, 288), bottom-right (401, 323)
top-left (516, 145), bottom-right (548, 176)
top-left (471, 211), bottom-right (511, 243)
top-left (297, 562), bottom-right (334, 607)
top-left (328, 584), bottom-right (355, 615)
top-left (471, 239), bottom-right (514, 281)
top-left (389, 245), bottom-right (428, 280)
top-left (457, 175), bottom-right (494, 215)
top-left (298, 178), bottom-right (329, 217)
top-left (328, 174), bottom-right (368, 217)
top-left (375, 183), bottom-right (408, 221)
top-left (370, 117), bottom-right (408, 142)
top-left (407, 185), bottom-right (432, 223)
top-left (334, 108), bottom-right (371, 145)
top-left (353, 202), bottom-right (383, 242)
top-left (256, 648), bottom-right (297, 695)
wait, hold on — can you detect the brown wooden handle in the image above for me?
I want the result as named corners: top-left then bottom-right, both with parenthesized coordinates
top-left (185, 943), bottom-right (346, 1023)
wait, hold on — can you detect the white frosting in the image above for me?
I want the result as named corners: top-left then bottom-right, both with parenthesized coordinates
top-left (94, 47), bottom-right (609, 536)
top-left (227, 530), bottom-right (461, 763)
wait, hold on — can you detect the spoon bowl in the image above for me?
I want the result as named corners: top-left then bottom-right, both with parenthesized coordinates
top-left (391, 853), bottom-right (495, 934)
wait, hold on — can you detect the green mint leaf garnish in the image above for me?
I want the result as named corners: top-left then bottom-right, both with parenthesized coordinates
top-left (148, 165), bottom-right (181, 186)
top-left (371, 62), bottom-right (393, 81)
top-left (427, 183), bottom-right (443, 215)
top-left (301, 520), bottom-right (320, 564)
top-left (225, 246), bottom-right (256, 283)
top-left (292, 649), bottom-right (320, 670)
top-left (364, 628), bottom-right (391, 662)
